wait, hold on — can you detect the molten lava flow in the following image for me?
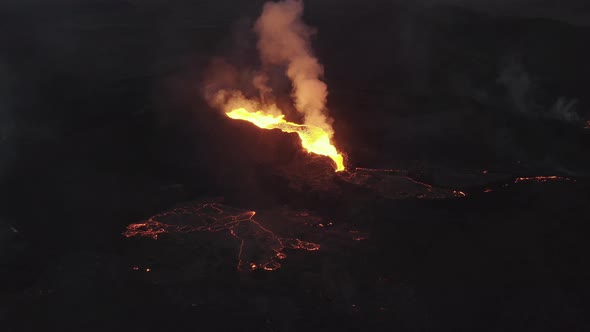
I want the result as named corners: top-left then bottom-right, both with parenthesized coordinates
top-left (227, 108), bottom-right (345, 171)
top-left (206, 1), bottom-right (345, 171)
top-left (339, 167), bottom-right (467, 200)
top-left (124, 202), bottom-right (319, 271)
top-left (514, 176), bottom-right (573, 183)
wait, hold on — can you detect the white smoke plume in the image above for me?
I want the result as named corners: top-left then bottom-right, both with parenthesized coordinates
top-left (252, 71), bottom-right (272, 104)
top-left (203, 0), bottom-right (335, 138)
top-left (253, 0), bottom-right (333, 136)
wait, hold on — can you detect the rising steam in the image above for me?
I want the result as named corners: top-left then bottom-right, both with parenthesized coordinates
top-left (205, 0), bottom-right (334, 137)
top-left (253, 0), bottom-right (331, 135)
top-left (202, 0), bottom-right (344, 171)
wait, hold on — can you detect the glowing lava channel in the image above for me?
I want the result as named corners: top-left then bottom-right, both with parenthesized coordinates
top-left (124, 202), bottom-right (319, 271)
top-left (514, 176), bottom-right (573, 183)
top-left (227, 108), bottom-right (345, 172)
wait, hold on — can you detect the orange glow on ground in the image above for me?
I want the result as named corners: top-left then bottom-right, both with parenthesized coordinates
top-left (124, 202), bottom-right (319, 271)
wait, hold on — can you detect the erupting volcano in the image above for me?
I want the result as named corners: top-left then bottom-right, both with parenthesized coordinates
top-left (206, 0), bottom-right (345, 171)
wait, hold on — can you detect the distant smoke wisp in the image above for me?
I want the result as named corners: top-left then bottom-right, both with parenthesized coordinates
top-left (497, 56), bottom-right (532, 114)
top-left (497, 55), bottom-right (582, 124)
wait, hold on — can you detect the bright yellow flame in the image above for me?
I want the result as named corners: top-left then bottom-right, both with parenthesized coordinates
top-left (227, 108), bottom-right (345, 171)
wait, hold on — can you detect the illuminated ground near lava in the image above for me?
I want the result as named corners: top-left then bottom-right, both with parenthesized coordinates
top-left (124, 202), bottom-right (319, 271)
top-left (514, 175), bottom-right (574, 183)
top-left (123, 168), bottom-right (576, 273)
top-left (340, 167), bottom-right (467, 199)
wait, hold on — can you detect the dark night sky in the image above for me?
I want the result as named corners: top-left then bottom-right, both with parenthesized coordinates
top-left (1, 0), bottom-right (589, 25)
top-left (413, 0), bottom-right (590, 25)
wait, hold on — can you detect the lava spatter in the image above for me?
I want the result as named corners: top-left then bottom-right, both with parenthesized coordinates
top-left (124, 202), bottom-right (319, 271)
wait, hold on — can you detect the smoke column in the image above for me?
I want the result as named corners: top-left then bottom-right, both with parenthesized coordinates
top-left (253, 0), bottom-right (333, 136)
top-left (202, 0), bottom-right (345, 171)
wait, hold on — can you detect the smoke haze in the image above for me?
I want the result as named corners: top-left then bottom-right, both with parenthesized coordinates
top-left (204, 0), bottom-right (334, 138)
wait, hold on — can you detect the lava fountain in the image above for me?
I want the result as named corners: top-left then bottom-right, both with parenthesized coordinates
top-left (226, 108), bottom-right (345, 171)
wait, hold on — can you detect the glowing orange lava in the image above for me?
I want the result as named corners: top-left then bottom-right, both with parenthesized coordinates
top-left (514, 176), bottom-right (573, 183)
top-left (124, 202), bottom-right (319, 271)
top-left (339, 167), bottom-right (468, 200)
top-left (226, 108), bottom-right (345, 172)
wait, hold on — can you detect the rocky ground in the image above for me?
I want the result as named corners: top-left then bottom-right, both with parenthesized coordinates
top-left (2, 160), bottom-right (589, 331)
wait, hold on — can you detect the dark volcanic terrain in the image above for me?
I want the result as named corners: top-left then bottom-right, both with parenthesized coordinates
top-left (1, 1), bottom-right (590, 331)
